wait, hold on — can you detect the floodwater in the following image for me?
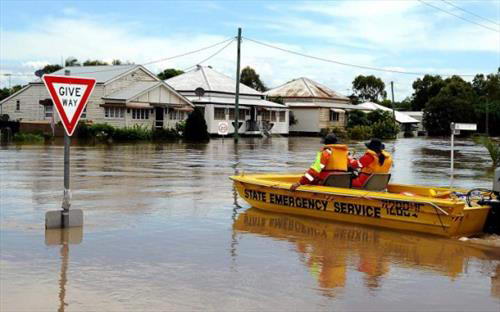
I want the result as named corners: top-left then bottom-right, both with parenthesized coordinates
top-left (1, 137), bottom-right (499, 311)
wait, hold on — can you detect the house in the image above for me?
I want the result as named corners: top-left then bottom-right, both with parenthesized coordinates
top-left (265, 77), bottom-right (351, 134)
top-left (166, 65), bottom-right (288, 136)
top-left (0, 65), bottom-right (193, 131)
top-left (356, 102), bottom-right (420, 135)
top-left (400, 111), bottom-right (425, 135)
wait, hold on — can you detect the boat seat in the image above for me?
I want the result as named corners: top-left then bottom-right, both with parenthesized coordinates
top-left (323, 172), bottom-right (352, 188)
top-left (362, 173), bottom-right (391, 191)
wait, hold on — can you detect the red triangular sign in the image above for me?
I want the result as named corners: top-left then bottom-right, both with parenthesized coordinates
top-left (42, 75), bottom-right (96, 136)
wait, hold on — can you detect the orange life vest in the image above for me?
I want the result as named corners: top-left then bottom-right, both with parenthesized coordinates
top-left (323, 144), bottom-right (349, 171)
top-left (361, 150), bottom-right (392, 174)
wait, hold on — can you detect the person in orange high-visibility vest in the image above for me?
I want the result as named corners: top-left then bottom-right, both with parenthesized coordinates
top-left (349, 138), bottom-right (392, 188)
top-left (290, 134), bottom-right (350, 191)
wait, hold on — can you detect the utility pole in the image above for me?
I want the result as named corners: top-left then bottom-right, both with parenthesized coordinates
top-left (486, 100), bottom-right (489, 135)
top-left (234, 27), bottom-right (242, 143)
top-left (390, 81), bottom-right (396, 122)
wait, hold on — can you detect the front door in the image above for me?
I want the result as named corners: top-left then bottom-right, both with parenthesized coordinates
top-left (155, 107), bottom-right (164, 129)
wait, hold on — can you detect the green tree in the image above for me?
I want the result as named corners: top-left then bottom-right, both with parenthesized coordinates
top-left (65, 58), bottom-right (79, 66)
top-left (351, 75), bottom-right (387, 103)
top-left (83, 59), bottom-right (108, 66)
top-left (410, 75), bottom-right (445, 111)
top-left (158, 68), bottom-right (184, 80)
top-left (472, 69), bottom-right (500, 135)
top-left (0, 88), bottom-right (10, 101)
top-left (184, 108), bottom-right (209, 141)
top-left (423, 76), bottom-right (476, 136)
top-left (41, 64), bottom-right (62, 74)
top-left (347, 110), bottom-right (370, 128)
top-left (240, 66), bottom-right (267, 92)
top-left (112, 59), bottom-right (122, 65)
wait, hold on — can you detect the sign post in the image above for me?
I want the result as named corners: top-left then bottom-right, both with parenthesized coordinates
top-left (450, 122), bottom-right (476, 188)
top-left (43, 71), bottom-right (96, 229)
top-left (218, 121), bottom-right (229, 141)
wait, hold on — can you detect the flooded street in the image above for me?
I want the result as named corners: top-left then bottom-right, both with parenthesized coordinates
top-left (1, 137), bottom-right (499, 311)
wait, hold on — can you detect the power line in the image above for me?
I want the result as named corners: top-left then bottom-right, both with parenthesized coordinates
top-left (417, 0), bottom-right (500, 33)
top-left (182, 38), bottom-right (235, 71)
top-left (440, 0), bottom-right (500, 27)
top-left (243, 36), bottom-right (477, 77)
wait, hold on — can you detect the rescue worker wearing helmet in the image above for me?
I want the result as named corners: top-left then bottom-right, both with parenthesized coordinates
top-left (349, 138), bottom-right (392, 188)
top-left (290, 134), bottom-right (350, 191)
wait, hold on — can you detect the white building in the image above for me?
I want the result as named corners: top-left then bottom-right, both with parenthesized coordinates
top-left (0, 65), bottom-right (193, 131)
top-left (166, 65), bottom-right (288, 136)
top-left (265, 77), bottom-right (351, 134)
top-left (356, 102), bottom-right (420, 135)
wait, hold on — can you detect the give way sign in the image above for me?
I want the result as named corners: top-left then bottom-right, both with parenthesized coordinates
top-left (42, 75), bottom-right (96, 136)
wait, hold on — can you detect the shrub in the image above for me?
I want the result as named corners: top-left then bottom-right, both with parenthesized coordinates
top-left (372, 119), bottom-right (399, 139)
top-left (329, 126), bottom-right (348, 140)
top-left (347, 110), bottom-right (369, 128)
top-left (152, 127), bottom-right (181, 140)
top-left (78, 122), bottom-right (115, 140)
top-left (184, 109), bottom-right (209, 141)
top-left (474, 136), bottom-right (500, 168)
top-left (13, 132), bottom-right (45, 143)
top-left (347, 125), bottom-right (372, 140)
top-left (112, 124), bottom-right (152, 141)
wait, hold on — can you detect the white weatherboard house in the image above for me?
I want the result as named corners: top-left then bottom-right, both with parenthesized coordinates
top-left (166, 65), bottom-right (288, 136)
top-left (0, 65), bottom-right (193, 130)
top-left (265, 77), bottom-right (351, 134)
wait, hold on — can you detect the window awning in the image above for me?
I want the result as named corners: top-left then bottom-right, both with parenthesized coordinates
top-left (126, 102), bottom-right (152, 109)
top-left (330, 108), bottom-right (345, 113)
top-left (173, 106), bottom-right (194, 112)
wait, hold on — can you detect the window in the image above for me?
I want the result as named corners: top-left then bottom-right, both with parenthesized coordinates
top-left (279, 111), bottom-right (286, 122)
top-left (105, 107), bottom-right (125, 119)
top-left (229, 109), bottom-right (246, 120)
top-left (81, 107), bottom-right (87, 119)
top-left (16, 100), bottom-right (20, 111)
top-left (329, 111), bottom-right (340, 122)
top-left (132, 108), bottom-right (149, 120)
top-left (271, 111), bottom-right (277, 122)
top-left (262, 110), bottom-right (270, 121)
top-left (168, 109), bottom-right (185, 120)
top-left (44, 105), bottom-right (53, 118)
top-left (214, 108), bottom-right (226, 120)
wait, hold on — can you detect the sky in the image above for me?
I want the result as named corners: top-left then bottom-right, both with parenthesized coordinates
top-left (0, 0), bottom-right (499, 100)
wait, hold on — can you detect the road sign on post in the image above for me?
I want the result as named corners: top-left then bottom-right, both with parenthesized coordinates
top-left (450, 122), bottom-right (477, 189)
top-left (43, 73), bottom-right (96, 229)
top-left (218, 121), bottom-right (229, 141)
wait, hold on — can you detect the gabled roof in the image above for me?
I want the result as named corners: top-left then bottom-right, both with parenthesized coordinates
top-left (357, 102), bottom-right (419, 124)
top-left (49, 65), bottom-right (137, 83)
top-left (165, 65), bottom-right (262, 96)
top-left (265, 77), bottom-right (350, 101)
top-left (103, 81), bottom-right (159, 101)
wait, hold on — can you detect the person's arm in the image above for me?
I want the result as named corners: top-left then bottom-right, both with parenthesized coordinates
top-left (349, 153), bottom-right (374, 170)
top-left (291, 148), bottom-right (331, 190)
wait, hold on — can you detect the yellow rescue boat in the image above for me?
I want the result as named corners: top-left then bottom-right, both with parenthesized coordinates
top-left (230, 173), bottom-right (500, 237)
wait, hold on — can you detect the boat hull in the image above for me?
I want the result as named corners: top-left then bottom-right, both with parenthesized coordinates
top-left (231, 174), bottom-right (490, 238)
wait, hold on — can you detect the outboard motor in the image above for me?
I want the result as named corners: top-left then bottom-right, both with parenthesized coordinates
top-left (480, 167), bottom-right (500, 234)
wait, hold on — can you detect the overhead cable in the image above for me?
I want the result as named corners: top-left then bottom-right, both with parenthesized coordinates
top-left (182, 38), bottom-right (235, 71)
top-left (417, 0), bottom-right (500, 33)
top-left (440, 0), bottom-right (500, 27)
top-left (242, 36), bottom-right (476, 77)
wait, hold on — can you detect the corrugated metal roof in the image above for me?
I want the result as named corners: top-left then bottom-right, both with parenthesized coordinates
top-left (357, 102), bottom-right (419, 124)
top-left (265, 77), bottom-right (349, 101)
top-left (103, 81), bottom-right (159, 101)
top-left (165, 66), bottom-right (262, 95)
top-left (48, 65), bottom-right (137, 83)
top-left (287, 102), bottom-right (360, 109)
top-left (185, 95), bottom-right (286, 108)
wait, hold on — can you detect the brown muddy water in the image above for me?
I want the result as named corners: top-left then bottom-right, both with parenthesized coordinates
top-left (1, 137), bottom-right (499, 311)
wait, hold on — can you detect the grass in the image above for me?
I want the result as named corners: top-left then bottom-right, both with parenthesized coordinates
top-left (13, 132), bottom-right (45, 143)
top-left (474, 136), bottom-right (500, 168)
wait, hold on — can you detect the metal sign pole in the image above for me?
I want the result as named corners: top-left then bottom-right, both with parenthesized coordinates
top-left (234, 27), bottom-right (241, 143)
top-left (62, 133), bottom-right (71, 227)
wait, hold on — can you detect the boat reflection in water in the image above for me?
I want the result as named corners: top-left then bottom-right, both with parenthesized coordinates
top-left (233, 208), bottom-right (500, 298)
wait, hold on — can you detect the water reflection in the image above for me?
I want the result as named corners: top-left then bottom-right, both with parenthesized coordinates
top-left (45, 228), bottom-right (83, 312)
top-left (233, 208), bottom-right (500, 297)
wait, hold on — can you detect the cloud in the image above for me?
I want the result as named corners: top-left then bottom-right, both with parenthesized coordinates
top-left (1, 1), bottom-right (497, 100)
